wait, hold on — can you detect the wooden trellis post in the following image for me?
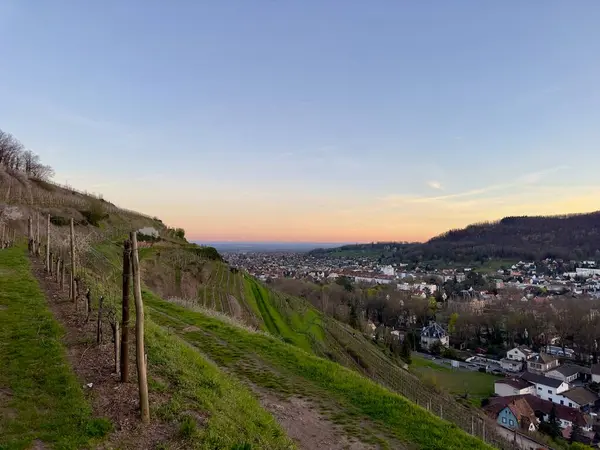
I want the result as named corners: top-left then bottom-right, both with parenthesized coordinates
top-left (70, 218), bottom-right (76, 304)
top-left (120, 240), bottom-right (131, 382)
top-left (131, 232), bottom-right (149, 423)
top-left (45, 214), bottom-right (50, 271)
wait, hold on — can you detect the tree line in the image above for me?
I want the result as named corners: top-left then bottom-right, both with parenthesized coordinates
top-left (311, 211), bottom-right (600, 262)
top-left (270, 276), bottom-right (600, 363)
top-left (0, 128), bottom-right (54, 179)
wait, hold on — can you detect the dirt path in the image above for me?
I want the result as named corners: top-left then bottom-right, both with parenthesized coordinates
top-left (258, 391), bottom-right (376, 450)
top-left (29, 258), bottom-right (175, 449)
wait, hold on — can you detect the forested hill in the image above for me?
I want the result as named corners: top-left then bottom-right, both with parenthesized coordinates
top-left (311, 211), bottom-right (600, 263)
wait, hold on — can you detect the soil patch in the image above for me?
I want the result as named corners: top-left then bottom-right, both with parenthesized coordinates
top-left (30, 258), bottom-right (177, 449)
top-left (0, 387), bottom-right (17, 420)
top-left (258, 391), bottom-right (375, 450)
top-left (30, 439), bottom-right (47, 449)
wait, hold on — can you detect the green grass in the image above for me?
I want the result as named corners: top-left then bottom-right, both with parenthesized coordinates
top-left (145, 321), bottom-right (294, 449)
top-left (243, 277), bottom-right (323, 352)
top-left (145, 293), bottom-right (492, 450)
top-left (410, 355), bottom-right (497, 406)
top-left (0, 246), bottom-right (111, 450)
top-left (472, 259), bottom-right (517, 274)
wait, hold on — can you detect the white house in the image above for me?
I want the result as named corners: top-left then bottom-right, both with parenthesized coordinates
top-left (506, 346), bottom-right (535, 362)
top-left (522, 372), bottom-right (569, 403)
top-left (546, 365), bottom-right (580, 384)
top-left (420, 322), bottom-right (449, 351)
top-left (381, 265), bottom-right (395, 276)
top-left (576, 268), bottom-right (600, 277)
top-left (592, 364), bottom-right (600, 384)
top-left (527, 353), bottom-right (559, 374)
top-left (500, 358), bottom-right (523, 373)
top-left (494, 379), bottom-right (535, 397)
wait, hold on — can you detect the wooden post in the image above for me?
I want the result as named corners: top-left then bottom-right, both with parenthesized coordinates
top-left (56, 258), bottom-right (61, 283)
top-left (28, 217), bottom-right (33, 254)
top-left (85, 289), bottom-right (92, 322)
top-left (36, 213), bottom-right (40, 256)
top-left (60, 254), bottom-right (65, 291)
top-left (70, 218), bottom-right (76, 304)
top-left (45, 214), bottom-right (50, 271)
top-left (97, 296), bottom-right (104, 344)
top-left (131, 232), bottom-right (149, 423)
top-left (114, 321), bottom-right (121, 376)
top-left (120, 240), bottom-right (131, 382)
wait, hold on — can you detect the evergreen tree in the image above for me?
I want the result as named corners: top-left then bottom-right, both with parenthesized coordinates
top-left (548, 405), bottom-right (561, 439)
top-left (400, 338), bottom-right (412, 364)
top-left (570, 421), bottom-right (584, 444)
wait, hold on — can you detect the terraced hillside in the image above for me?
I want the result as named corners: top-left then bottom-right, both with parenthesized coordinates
top-left (1, 167), bottom-right (503, 449)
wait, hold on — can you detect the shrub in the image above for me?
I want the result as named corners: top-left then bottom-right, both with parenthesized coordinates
top-left (80, 199), bottom-right (108, 227)
top-left (50, 215), bottom-right (70, 226)
top-left (441, 347), bottom-right (458, 359)
top-left (186, 244), bottom-right (223, 261)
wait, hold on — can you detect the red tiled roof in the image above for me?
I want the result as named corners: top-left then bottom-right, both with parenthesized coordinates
top-left (490, 395), bottom-right (589, 426)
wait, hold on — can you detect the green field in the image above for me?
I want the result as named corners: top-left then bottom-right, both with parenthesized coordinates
top-left (0, 246), bottom-right (111, 449)
top-left (146, 292), bottom-right (492, 450)
top-left (411, 356), bottom-right (497, 407)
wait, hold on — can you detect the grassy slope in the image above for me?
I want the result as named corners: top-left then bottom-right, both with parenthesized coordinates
top-left (0, 246), bottom-right (111, 450)
top-left (77, 240), bottom-right (295, 448)
top-left (411, 356), bottom-right (497, 407)
top-left (145, 292), bottom-right (492, 450)
top-left (145, 321), bottom-right (293, 449)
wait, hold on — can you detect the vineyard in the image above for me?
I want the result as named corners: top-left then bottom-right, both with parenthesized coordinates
top-left (0, 167), bottom-right (519, 449)
top-left (135, 245), bottom-right (516, 449)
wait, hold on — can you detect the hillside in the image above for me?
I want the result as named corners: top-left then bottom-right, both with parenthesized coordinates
top-left (1, 162), bottom-right (502, 448)
top-left (311, 211), bottom-right (600, 263)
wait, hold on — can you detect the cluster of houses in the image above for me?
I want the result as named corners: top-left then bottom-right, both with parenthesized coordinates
top-left (489, 345), bottom-right (600, 443)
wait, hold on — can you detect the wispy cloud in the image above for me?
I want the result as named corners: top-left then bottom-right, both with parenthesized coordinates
top-left (427, 180), bottom-right (443, 190)
top-left (383, 165), bottom-right (570, 206)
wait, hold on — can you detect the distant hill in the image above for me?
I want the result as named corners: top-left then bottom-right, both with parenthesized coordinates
top-left (311, 211), bottom-right (600, 263)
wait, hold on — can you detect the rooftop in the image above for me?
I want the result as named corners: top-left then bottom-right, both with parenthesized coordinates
top-left (562, 387), bottom-right (599, 406)
top-left (521, 372), bottom-right (564, 388)
top-left (495, 378), bottom-right (533, 390)
top-left (420, 322), bottom-right (447, 338)
top-left (549, 364), bottom-right (580, 377)
top-left (489, 395), bottom-right (590, 426)
top-left (528, 353), bottom-right (558, 364)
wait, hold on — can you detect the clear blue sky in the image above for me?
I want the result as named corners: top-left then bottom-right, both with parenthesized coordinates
top-left (1, 1), bottom-right (599, 242)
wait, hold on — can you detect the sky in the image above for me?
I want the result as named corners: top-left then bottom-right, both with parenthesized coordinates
top-left (1, 1), bottom-right (599, 243)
